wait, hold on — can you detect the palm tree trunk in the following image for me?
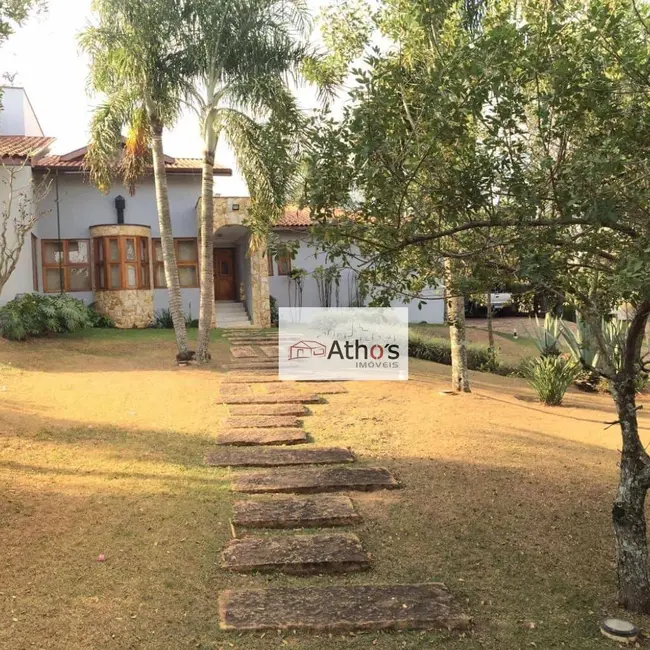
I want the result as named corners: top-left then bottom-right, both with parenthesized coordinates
top-left (444, 258), bottom-right (470, 393)
top-left (196, 117), bottom-right (217, 363)
top-left (150, 117), bottom-right (189, 356)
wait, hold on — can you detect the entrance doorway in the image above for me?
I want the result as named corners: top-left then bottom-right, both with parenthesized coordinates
top-left (214, 248), bottom-right (236, 300)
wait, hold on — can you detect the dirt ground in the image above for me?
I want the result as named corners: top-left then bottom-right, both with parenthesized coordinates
top-left (0, 329), bottom-right (649, 649)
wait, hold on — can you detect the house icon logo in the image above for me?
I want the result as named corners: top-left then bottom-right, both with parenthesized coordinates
top-left (288, 340), bottom-right (327, 361)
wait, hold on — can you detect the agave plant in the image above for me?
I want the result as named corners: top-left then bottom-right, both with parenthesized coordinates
top-left (524, 355), bottom-right (580, 405)
top-left (531, 312), bottom-right (563, 357)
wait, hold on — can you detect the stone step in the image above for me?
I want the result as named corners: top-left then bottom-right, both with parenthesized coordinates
top-left (227, 338), bottom-right (279, 345)
top-left (230, 346), bottom-right (258, 359)
top-left (229, 404), bottom-right (309, 416)
top-left (231, 496), bottom-right (361, 530)
top-left (222, 415), bottom-right (302, 429)
top-left (267, 383), bottom-right (348, 395)
top-left (218, 584), bottom-right (472, 632)
top-left (216, 428), bottom-right (308, 446)
top-left (226, 362), bottom-right (279, 370)
top-left (221, 394), bottom-right (322, 405)
top-left (232, 466), bottom-right (400, 494)
top-left (205, 446), bottom-right (355, 468)
top-left (260, 346), bottom-right (279, 357)
top-left (221, 533), bottom-right (370, 574)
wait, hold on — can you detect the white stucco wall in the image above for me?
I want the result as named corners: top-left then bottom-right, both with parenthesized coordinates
top-left (34, 171), bottom-right (203, 315)
top-left (0, 87), bottom-right (44, 136)
top-left (0, 166), bottom-right (38, 304)
top-left (268, 230), bottom-right (445, 324)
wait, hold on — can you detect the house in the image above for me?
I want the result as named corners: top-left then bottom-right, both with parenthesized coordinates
top-left (0, 87), bottom-right (445, 327)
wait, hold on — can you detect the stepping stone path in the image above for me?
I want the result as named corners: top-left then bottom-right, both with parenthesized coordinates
top-left (222, 532), bottom-right (370, 574)
top-left (206, 331), bottom-right (470, 633)
top-left (231, 495), bottom-right (361, 530)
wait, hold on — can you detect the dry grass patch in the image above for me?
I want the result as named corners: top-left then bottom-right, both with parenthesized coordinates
top-left (0, 331), bottom-right (649, 649)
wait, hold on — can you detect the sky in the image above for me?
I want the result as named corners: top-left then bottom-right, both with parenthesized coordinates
top-left (0, 0), bottom-right (328, 196)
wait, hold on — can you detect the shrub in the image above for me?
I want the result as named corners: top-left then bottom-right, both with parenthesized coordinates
top-left (88, 303), bottom-right (115, 329)
top-left (408, 332), bottom-right (493, 369)
top-left (523, 355), bottom-right (580, 405)
top-left (153, 308), bottom-right (175, 329)
top-left (0, 293), bottom-right (94, 341)
top-left (269, 295), bottom-right (279, 326)
top-left (531, 312), bottom-right (563, 357)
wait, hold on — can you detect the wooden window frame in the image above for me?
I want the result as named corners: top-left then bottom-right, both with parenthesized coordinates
top-left (42, 239), bottom-right (91, 293)
top-left (267, 250), bottom-right (274, 276)
top-left (31, 233), bottom-right (38, 291)
top-left (153, 238), bottom-right (199, 289)
top-left (93, 235), bottom-right (151, 291)
top-left (277, 254), bottom-right (292, 276)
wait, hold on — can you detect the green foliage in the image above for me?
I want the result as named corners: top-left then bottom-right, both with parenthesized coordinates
top-left (0, 0), bottom-right (44, 45)
top-left (269, 295), bottom-right (279, 326)
top-left (312, 265), bottom-right (341, 307)
top-left (524, 356), bottom-right (581, 406)
top-left (532, 313), bottom-right (562, 358)
top-left (0, 294), bottom-right (94, 341)
top-left (88, 305), bottom-right (116, 329)
top-left (408, 332), bottom-right (493, 370)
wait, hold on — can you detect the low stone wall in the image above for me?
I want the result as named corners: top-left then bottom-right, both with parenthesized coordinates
top-left (94, 289), bottom-right (153, 329)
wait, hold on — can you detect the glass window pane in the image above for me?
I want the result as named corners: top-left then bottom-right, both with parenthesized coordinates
top-left (179, 265), bottom-right (197, 287)
top-left (45, 268), bottom-right (62, 291)
top-left (109, 264), bottom-right (121, 289)
top-left (141, 265), bottom-right (150, 288)
top-left (95, 239), bottom-right (104, 262)
top-left (68, 240), bottom-right (89, 264)
top-left (155, 264), bottom-right (167, 288)
top-left (154, 240), bottom-right (163, 262)
top-left (109, 239), bottom-right (120, 262)
top-left (177, 240), bottom-right (197, 262)
top-left (125, 238), bottom-right (136, 261)
top-left (97, 265), bottom-right (105, 289)
top-left (221, 260), bottom-right (230, 275)
top-left (44, 241), bottom-right (63, 265)
top-left (126, 264), bottom-right (137, 288)
top-left (140, 238), bottom-right (148, 262)
top-left (68, 267), bottom-right (91, 291)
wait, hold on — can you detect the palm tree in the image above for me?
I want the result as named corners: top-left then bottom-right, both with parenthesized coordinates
top-left (183, 0), bottom-right (308, 363)
top-left (80, 0), bottom-right (191, 358)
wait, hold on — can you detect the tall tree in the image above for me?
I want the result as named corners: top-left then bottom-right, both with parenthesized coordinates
top-left (80, 0), bottom-right (191, 359)
top-left (182, 0), bottom-right (308, 363)
top-left (0, 0), bottom-right (44, 46)
top-left (307, 0), bottom-right (650, 611)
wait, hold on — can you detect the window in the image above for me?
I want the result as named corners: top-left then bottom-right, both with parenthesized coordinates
top-left (42, 239), bottom-right (91, 292)
top-left (277, 255), bottom-right (292, 276)
top-left (267, 250), bottom-right (274, 276)
top-left (153, 238), bottom-right (199, 288)
top-left (93, 236), bottom-right (150, 290)
top-left (31, 234), bottom-right (38, 291)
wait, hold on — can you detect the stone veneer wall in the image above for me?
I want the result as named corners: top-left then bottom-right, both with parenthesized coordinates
top-left (212, 197), bottom-right (271, 327)
top-left (89, 224), bottom-right (154, 329)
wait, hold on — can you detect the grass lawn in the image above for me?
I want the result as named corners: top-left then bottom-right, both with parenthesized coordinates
top-left (1, 328), bottom-right (649, 649)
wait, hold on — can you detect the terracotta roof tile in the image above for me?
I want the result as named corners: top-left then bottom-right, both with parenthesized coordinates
top-left (0, 135), bottom-right (54, 158)
top-left (276, 206), bottom-right (312, 227)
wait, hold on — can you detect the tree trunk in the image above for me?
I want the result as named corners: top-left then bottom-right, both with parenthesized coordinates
top-left (150, 119), bottom-right (189, 356)
top-left (444, 258), bottom-right (470, 393)
top-left (196, 117), bottom-right (217, 364)
top-left (610, 376), bottom-right (650, 612)
top-left (486, 291), bottom-right (495, 357)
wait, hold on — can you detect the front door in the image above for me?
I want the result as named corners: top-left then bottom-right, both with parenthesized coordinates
top-left (214, 248), bottom-right (236, 300)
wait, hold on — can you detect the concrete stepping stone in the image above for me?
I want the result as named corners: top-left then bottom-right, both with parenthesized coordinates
top-left (267, 383), bottom-right (347, 395)
top-left (230, 346), bottom-right (258, 359)
top-left (221, 394), bottom-right (322, 405)
top-left (232, 466), bottom-right (400, 494)
top-left (220, 384), bottom-right (252, 396)
top-left (226, 375), bottom-right (283, 383)
top-left (216, 428), bottom-right (308, 446)
top-left (231, 496), bottom-right (361, 529)
top-left (228, 338), bottom-right (278, 345)
top-left (227, 362), bottom-right (278, 370)
top-left (229, 404), bottom-right (309, 416)
top-left (218, 583), bottom-right (472, 632)
top-left (221, 532), bottom-right (369, 574)
top-left (205, 447), bottom-right (355, 468)
top-left (223, 415), bottom-right (302, 429)
top-left (260, 346), bottom-right (279, 357)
